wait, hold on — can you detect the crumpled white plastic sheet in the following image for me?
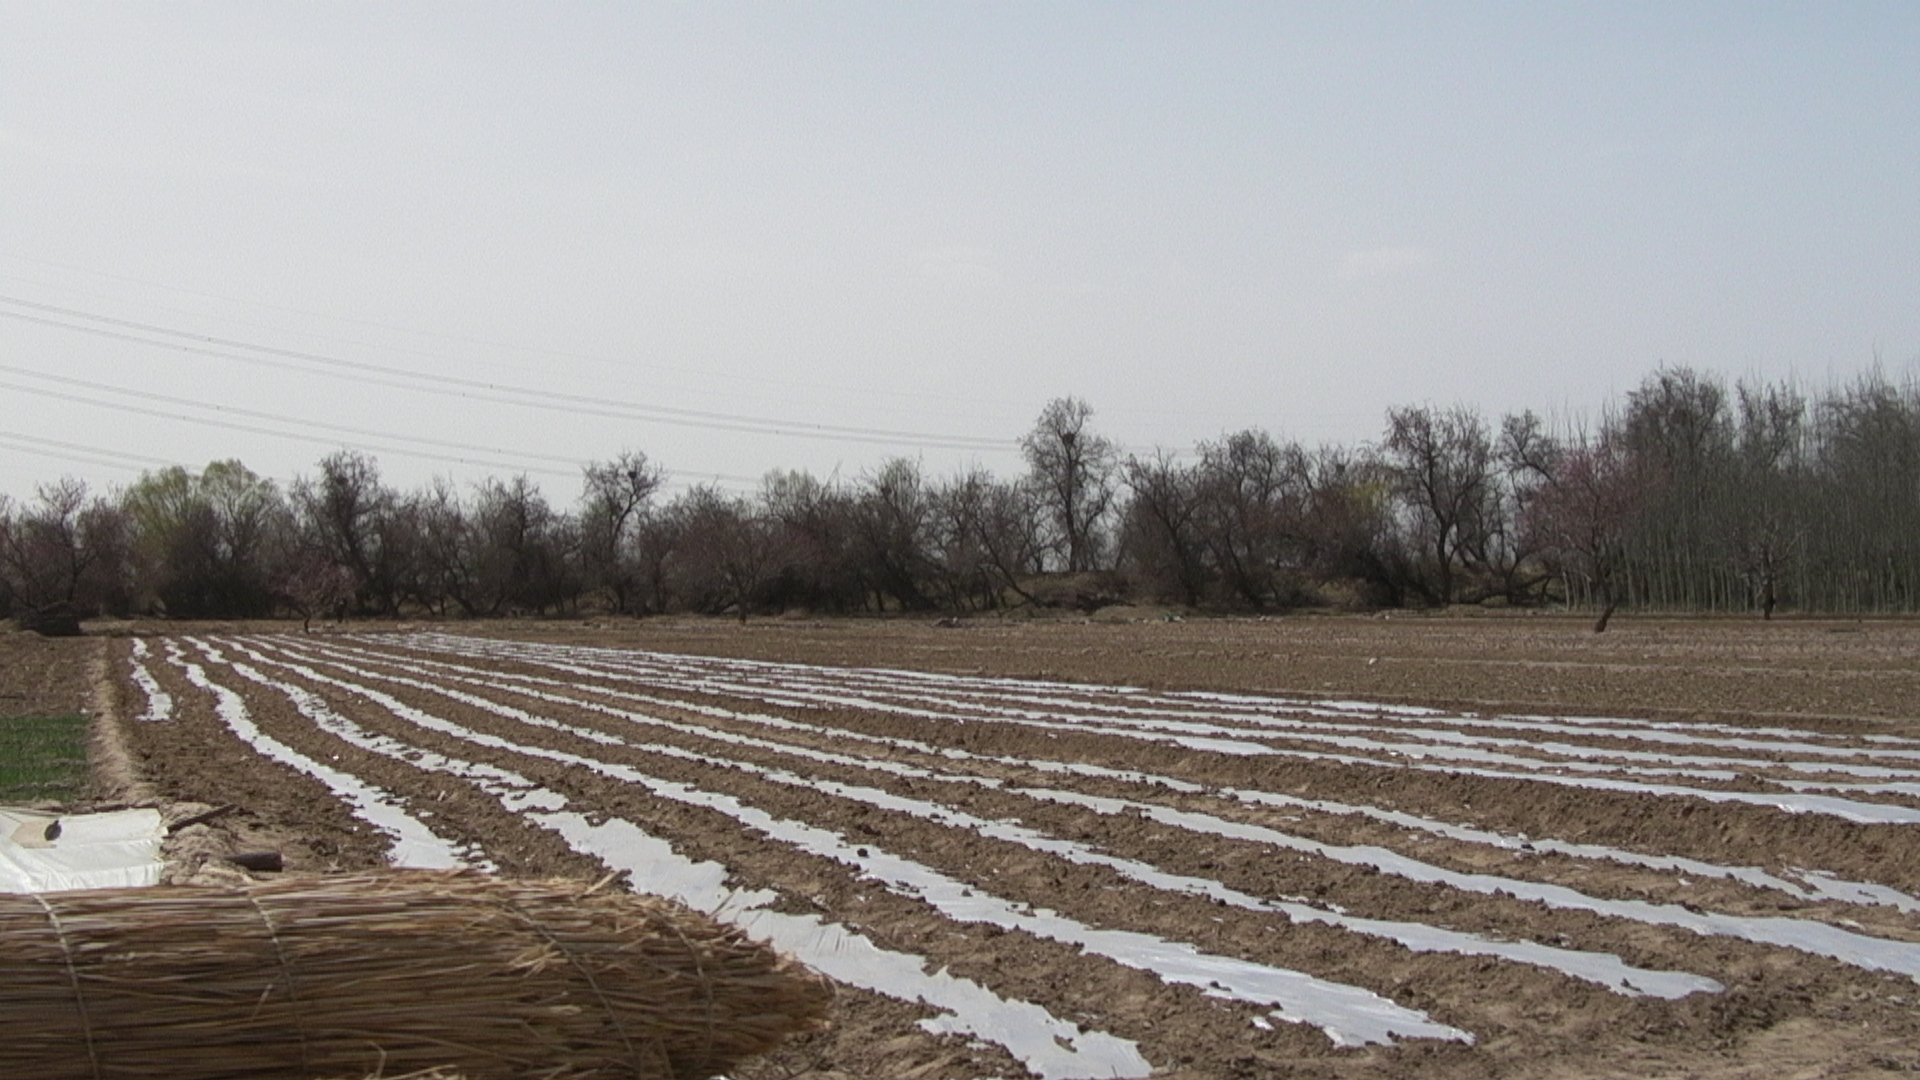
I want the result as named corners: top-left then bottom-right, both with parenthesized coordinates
top-left (0, 806), bottom-right (164, 893)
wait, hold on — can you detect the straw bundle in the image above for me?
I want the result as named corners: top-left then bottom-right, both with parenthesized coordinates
top-left (0, 870), bottom-right (831, 1080)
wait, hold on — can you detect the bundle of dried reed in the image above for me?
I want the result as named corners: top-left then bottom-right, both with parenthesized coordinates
top-left (0, 870), bottom-right (831, 1080)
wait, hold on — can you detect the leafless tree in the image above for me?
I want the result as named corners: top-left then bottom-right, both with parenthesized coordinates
top-left (1808, 372), bottom-right (1920, 611)
top-left (1512, 422), bottom-right (1649, 631)
top-left (668, 486), bottom-right (788, 621)
top-left (469, 475), bottom-right (578, 615)
top-left (760, 470), bottom-right (863, 612)
top-left (847, 458), bottom-right (939, 611)
top-left (1382, 404), bottom-right (1500, 605)
top-left (292, 450), bottom-right (401, 613)
top-left (1295, 447), bottom-right (1403, 606)
top-left (1611, 369), bottom-right (1734, 608)
top-left (579, 451), bottom-right (664, 614)
top-left (1022, 397), bottom-right (1119, 573)
top-left (922, 470), bottom-right (994, 610)
top-left (973, 475), bottom-right (1050, 607)
top-left (1725, 381), bottom-right (1806, 618)
top-left (0, 499), bottom-right (13, 617)
top-left (391, 478), bottom-right (467, 615)
top-left (1120, 452), bottom-right (1207, 607)
top-left (0, 478), bottom-right (131, 628)
top-left (276, 556), bottom-right (358, 631)
top-left (1623, 367), bottom-right (1730, 474)
top-left (1193, 430), bottom-right (1311, 610)
top-left (13, 364), bottom-right (1920, 622)
top-left (628, 506), bottom-right (685, 615)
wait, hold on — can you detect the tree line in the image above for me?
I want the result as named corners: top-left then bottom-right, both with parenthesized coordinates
top-left (4, 365), bottom-right (1918, 630)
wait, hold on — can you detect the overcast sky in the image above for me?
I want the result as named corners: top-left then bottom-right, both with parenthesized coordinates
top-left (3, 3), bottom-right (1917, 503)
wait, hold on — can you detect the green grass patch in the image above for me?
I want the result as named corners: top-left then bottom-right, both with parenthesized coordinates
top-left (0, 713), bottom-right (91, 804)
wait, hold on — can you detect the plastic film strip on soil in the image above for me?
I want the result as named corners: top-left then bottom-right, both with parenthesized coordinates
top-left (134, 631), bottom-right (1920, 1080)
top-left (254, 635), bottom-right (1920, 981)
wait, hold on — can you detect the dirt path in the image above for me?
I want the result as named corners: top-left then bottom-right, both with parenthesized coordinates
top-left (88, 616), bottom-right (1920, 1078)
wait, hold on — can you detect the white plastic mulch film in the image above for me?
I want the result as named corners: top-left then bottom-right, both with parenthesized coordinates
top-left (0, 807), bottom-right (164, 893)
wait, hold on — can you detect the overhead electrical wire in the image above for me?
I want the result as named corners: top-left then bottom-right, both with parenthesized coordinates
top-left (0, 363), bottom-right (580, 466)
top-left (0, 363), bottom-right (754, 486)
top-left (0, 252), bottom-right (1034, 415)
top-left (0, 296), bottom-right (1020, 453)
top-left (0, 380), bottom-right (749, 495)
top-left (0, 361), bottom-right (764, 488)
top-left (0, 377), bottom-right (585, 480)
top-left (0, 257), bottom-right (1307, 458)
top-left (0, 305), bottom-right (810, 472)
top-left (0, 432), bottom-right (174, 475)
top-left (0, 426), bottom-right (759, 496)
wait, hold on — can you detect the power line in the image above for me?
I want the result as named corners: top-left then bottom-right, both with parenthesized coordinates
top-left (0, 296), bottom-right (1020, 453)
top-left (0, 420), bottom-right (763, 499)
top-left (0, 252), bottom-right (1035, 416)
top-left (0, 379), bottom-right (587, 480)
top-left (0, 432), bottom-right (180, 467)
top-left (0, 365), bottom-right (768, 486)
top-left (0, 433), bottom-right (172, 475)
top-left (0, 256), bottom-right (1380, 451)
top-left (3, 303), bottom-right (999, 455)
top-left (0, 263), bottom-right (1301, 447)
top-left (4, 363), bottom-right (591, 469)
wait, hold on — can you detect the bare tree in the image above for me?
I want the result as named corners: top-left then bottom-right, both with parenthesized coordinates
top-left (292, 450), bottom-right (399, 614)
top-left (579, 451), bottom-right (664, 614)
top-left (0, 478), bottom-right (131, 630)
top-left (1120, 452), bottom-right (1207, 607)
top-left (924, 470), bottom-right (997, 610)
top-left (1809, 372), bottom-right (1920, 612)
top-left (1193, 430), bottom-right (1310, 610)
top-left (760, 470), bottom-right (863, 613)
top-left (1615, 368), bottom-right (1736, 609)
top-left (945, 472), bottom-right (1047, 607)
top-left (276, 557), bottom-right (358, 632)
top-left (850, 458), bottom-right (938, 612)
top-left (0, 498), bottom-right (13, 618)
top-left (14, 364), bottom-right (1920, 623)
top-left (1021, 397), bottom-right (1119, 573)
top-left (1513, 423), bottom-right (1649, 631)
top-left (1726, 382), bottom-right (1806, 618)
top-left (1296, 447), bottom-right (1403, 606)
top-left (469, 475), bottom-right (578, 615)
top-left (1382, 405), bottom-right (1500, 605)
top-left (394, 478), bottom-right (472, 615)
top-left (626, 511), bottom-right (681, 615)
top-left (1623, 367), bottom-right (1730, 474)
top-left (668, 486), bottom-right (788, 621)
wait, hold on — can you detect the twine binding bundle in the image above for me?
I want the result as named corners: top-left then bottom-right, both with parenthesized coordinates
top-left (0, 870), bottom-right (831, 1080)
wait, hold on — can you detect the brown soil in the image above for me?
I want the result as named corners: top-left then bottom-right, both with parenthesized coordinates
top-left (519, 610), bottom-right (1920, 728)
top-left (23, 613), bottom-right (1920, 1079)
top-left (0, 628), bottom-right (111, 806)
top-left (0, 628), bottom-right (99, 722)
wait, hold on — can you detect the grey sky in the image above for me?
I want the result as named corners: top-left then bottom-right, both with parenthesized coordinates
top-left (3, 3), bottom-right (1916, 501)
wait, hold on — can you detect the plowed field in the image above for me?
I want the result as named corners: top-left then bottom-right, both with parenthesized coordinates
top-left (102, 617), bottom-right (1920, 1079)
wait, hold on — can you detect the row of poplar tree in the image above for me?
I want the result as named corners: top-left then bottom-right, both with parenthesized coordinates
top-left (4, 365), bottom-right (1918, 628)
